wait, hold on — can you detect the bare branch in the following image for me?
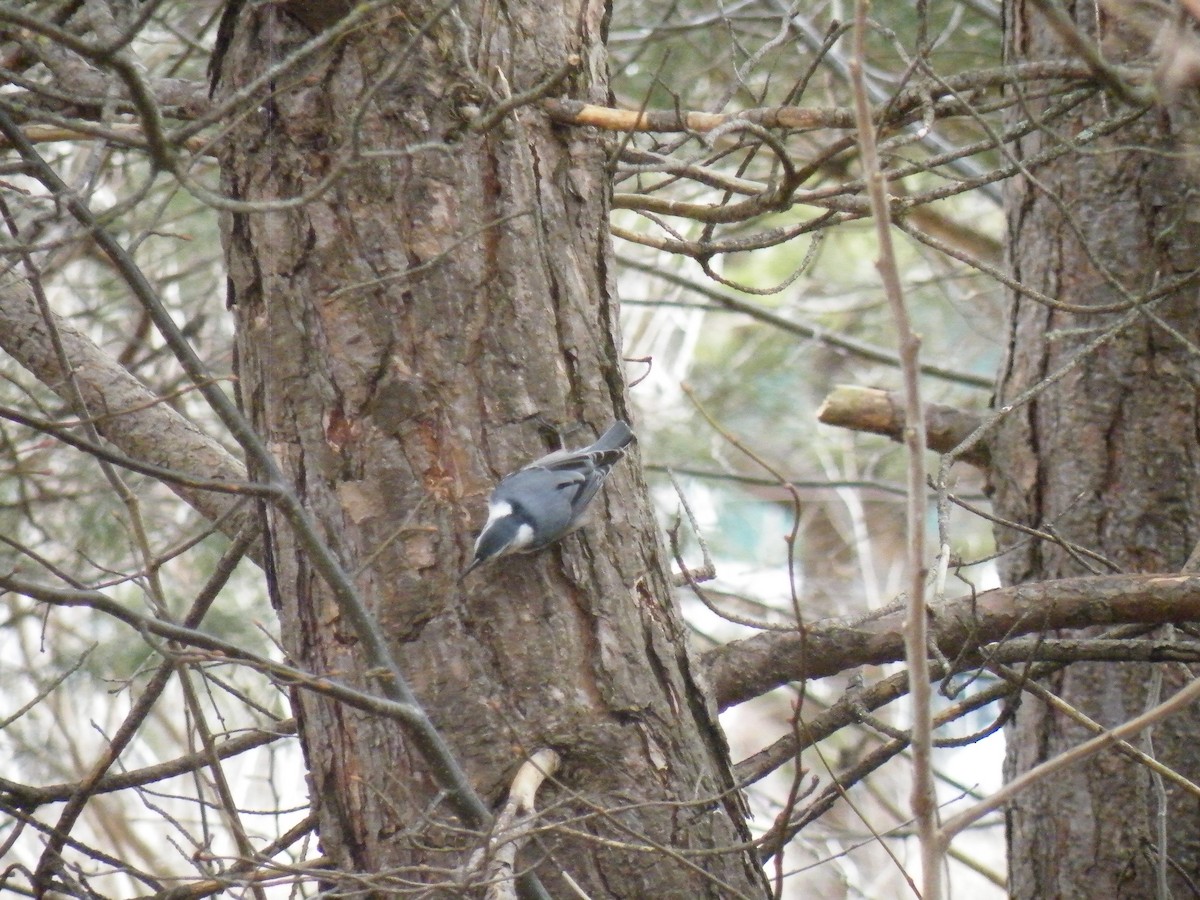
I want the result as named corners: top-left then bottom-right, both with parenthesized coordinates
top-left (0, 280), bottom-right (259, 547)
top-left (708, 573), bottom-right (1200, 709)
top-left (817, 385), bottom-right (990, 468)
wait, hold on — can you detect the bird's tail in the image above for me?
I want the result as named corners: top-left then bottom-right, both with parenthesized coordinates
top-left (589, 420), bottom-right (635, 454)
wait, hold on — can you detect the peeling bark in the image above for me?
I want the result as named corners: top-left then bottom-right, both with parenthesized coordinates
top-left (215, 4), bottom-right (767, 895)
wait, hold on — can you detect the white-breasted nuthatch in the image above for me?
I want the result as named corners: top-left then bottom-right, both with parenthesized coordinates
top-left (463, 420), bottom-right (635, 577)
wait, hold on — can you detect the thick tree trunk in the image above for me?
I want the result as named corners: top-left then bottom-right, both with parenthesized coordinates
top-left (215, 3), bottom-right (767, 896)
top-left (995, 3), bottom-right (1200, 896)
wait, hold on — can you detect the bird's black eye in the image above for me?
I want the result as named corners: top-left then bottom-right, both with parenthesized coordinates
top-left (506, 499), bottom-right (534, 522)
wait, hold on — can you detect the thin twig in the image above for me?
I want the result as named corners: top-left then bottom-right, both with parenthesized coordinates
top-left (848, 3), bottom-right (937, 896)
top-left (938, 672), bottom-right (1200, 847)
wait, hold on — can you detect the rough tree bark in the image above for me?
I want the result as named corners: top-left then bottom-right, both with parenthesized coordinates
top-left (214, 2), bottom-right (767, 896)
top-left (995, 3), bottom-right (1200, 896)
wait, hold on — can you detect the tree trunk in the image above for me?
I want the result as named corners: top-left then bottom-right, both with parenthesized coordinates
top-left (995, 3), bottom-right (1200, 896)
top-left (214, 3), bottom-right (767, 896)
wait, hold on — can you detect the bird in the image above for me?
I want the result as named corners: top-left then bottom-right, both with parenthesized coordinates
top-left (462, 420), bottom-right (635, 577)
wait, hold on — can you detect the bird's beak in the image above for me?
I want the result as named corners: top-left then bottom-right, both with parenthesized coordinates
top-left (459, 558), bottom-right (481, 582)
